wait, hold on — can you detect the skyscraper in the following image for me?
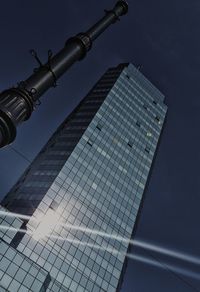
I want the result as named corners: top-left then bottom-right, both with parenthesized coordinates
top-left (0, 63), bottom-right (167, 292)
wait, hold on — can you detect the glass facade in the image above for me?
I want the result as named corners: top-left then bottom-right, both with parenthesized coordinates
top-left (0, 63), bottom-right (167, 291)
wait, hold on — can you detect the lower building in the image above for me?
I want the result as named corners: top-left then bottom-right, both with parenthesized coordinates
top-left (0, 63), bottom-right (167, 291)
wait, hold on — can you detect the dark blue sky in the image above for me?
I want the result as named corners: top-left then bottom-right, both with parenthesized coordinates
top-left (0, 0), bottom-right (200, 291)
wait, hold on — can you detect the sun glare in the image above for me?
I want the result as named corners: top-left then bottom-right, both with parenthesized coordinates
top-left (32, 208), bottom-right (60, 241)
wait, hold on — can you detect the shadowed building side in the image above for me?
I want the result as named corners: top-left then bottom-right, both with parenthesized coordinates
top-left (1, 66), bottom-right (123, 216)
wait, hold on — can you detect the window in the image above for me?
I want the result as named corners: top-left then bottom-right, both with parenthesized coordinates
top-left (128, 142), bottom-right (133, 148)
top-left (128, 139), bottom-right (133, 148)
top-left (87, 140), bottom-right (93, 147)
top-left (50, 200), bottom-right (59, 211)
top-left (136, 121), bottom-right (141, 128)
top-left (155, 116), bottom-right (160, 123)
top-left (153, 100), bottom-right (157, 105)
top-left (145, 146), bottom-right (151, 154)
top-left (96, 123), bottom-right (102, 131)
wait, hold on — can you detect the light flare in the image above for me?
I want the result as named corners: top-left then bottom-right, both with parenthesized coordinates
top-left (1, 210), bottom-right (200, 269)
top-left (0, 224), bottom-right (200, 284)
top-left (134, 240), bottom-right (200, 267)
top-left (0, 210), bottom-right (32, 221)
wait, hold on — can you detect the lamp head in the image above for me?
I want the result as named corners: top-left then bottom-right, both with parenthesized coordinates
top-left (115, 1), bottom-right (129, 16)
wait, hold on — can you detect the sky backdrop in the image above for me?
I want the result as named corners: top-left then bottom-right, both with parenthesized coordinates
top-left (0, 0), bottom-right (200, 291)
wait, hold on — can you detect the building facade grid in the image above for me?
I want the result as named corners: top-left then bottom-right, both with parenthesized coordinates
top-left (0, 63), bottom-right (167, 292)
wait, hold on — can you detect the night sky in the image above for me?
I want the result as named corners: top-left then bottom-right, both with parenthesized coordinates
top-left (0, 0), bottom-right (200, 291)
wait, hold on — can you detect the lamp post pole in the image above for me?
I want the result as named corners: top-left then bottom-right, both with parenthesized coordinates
top-left (0, 1), bottom-right (128, 148)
